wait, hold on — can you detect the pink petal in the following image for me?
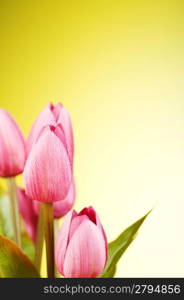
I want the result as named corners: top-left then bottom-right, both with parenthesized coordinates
top-left (23, 127), bottom-right (72, 202)
top-left (33, 180), bottom-right (76, 218)
top-left (79, 206), bottom-right (97, 224)
top-left (33, 124), bottom-right (68, 152)
top-left (63, 220), bottom-right (106, 278)
top-left (32, 200), bottom-right (39, 215)
top-left (69, 215), bottom-right (88, 241)
top-left (53, 180), bottom-right (76, 218)
top-left (55, 210), bottom-right (77, 275)
top-left (27, 104), bottom-right (56, 153)
top-left (52, 124), bottom-right (68, 152)
top-left (95, 213), bottom-right (108, 262)
top-left (78, 206), bottom-right (108, 261)
top-left (17, 188), bottom-right (38, 241)
top-left (51, 103), bottom-right (63, 121)
top-left (0, 109), bottom-right (26, 177)
top-left (57, 106), bottom-right (74, 166)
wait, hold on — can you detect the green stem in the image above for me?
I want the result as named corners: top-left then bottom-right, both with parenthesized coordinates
top-left (7, 177), bottom-right (21, 247)
top-left (34, 203), bottom-right (45, 272)
top-left (43, 202), bottom-right (55, 278)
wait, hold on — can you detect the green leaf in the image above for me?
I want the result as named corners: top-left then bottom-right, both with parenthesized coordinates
top-left (22, 233), bottom-right (35, 261)
top-left (0, 190), bottom-right (36, 262)
top-left (0, 234), bottom-right (40, 278)
top-left (103, 264), bottom-right (116, 278)
top-left (100, 210), bottom-right (151, 278)
top-left (0, 193), bottom-right (14, 239)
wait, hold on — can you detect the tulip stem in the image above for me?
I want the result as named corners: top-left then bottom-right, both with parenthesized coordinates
top-left (43, 202), bottom-right (55, 278)
top-left (35, 203), bottom-right (45, 272)
top-left (7, 177), bottom-right (21, 247)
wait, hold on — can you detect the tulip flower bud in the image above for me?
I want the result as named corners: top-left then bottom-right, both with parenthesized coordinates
top-left (33, 180), bottom-right (76, 219)
top-left (23, 125), bottom-right (72, 203)
top-left (17, 188), bottom-right (38, 242)
top-left (55, 206), bottom-right (108, 278)
top-left (27, 103), bottom-right (74, 166)
top-left (0, 109), bottom-right (26, 177)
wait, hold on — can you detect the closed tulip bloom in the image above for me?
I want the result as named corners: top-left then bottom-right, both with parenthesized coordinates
top-left (0, 109), bottom-right (26, 177)
top-left (17, 188), bottom-right (38, 242)
top-left (33, 180), bottom-right (76, 218)
top-left (27, 103), bottom-right (74, 166)
top-left (23, 125), bottom-right (72, 203)
top-left (55, 206), bottom-right (108, 278)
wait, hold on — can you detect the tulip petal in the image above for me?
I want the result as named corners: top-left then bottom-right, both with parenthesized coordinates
top-left (95, 214), bottom-right (108, 262)
top-left (52, 124), bottom-right (68, 154)
top-left (17, 188), bottom-right (38, 242)
top-left (68, 215), bottom-right (88, 241)
top-left (55, 210), bottom-right (77, 275)
top-left (79, 206), bottom-right (97, 224)
top-left (53, 180), bottom-right (75, 218)
top-left (51, 103), bottom-right (62, 121)
top-left (63, 220), bottom-right (106, 278)
top-left (57, 106), bottom-right (74, 166)
top-left (27, 104), bottom-right (56, 153)
top-left (0, 109), bottom-right (26, 177)
top-left (33, 180), bottom-right (76, 218)
top-left (24, 128), bottom-right (72, 202)
top-left (79, 206), bottom-right (108, 258)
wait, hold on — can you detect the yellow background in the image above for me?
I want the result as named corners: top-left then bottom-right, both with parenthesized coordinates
top-left (1, 0), bottom-right (184, 277)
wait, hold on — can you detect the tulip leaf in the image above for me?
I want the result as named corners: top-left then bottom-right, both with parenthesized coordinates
top-left (0, 234), bottom-right (40, 278)
top-left (0, 191), bottom-right (35, 262)
top-left (22, 233), bottom-right (35, 261)
top-left (102, 264), bottom-right (116, 278)
top-left (100, 210), bottom-right (151, 278)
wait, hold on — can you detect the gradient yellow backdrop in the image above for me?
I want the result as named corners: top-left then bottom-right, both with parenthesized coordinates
top-left (1, 0), bottom-right (184, 277)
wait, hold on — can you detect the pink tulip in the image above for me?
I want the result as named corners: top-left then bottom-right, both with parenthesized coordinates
top-left (23, 125), bottom-right (72, 203)
top-left (33, 180), bottom-right (76, 218)
top-left (55, 206), bottom-right (108, 278)
top-left (0, 109), bottom-right (26, 177)
top-left (27, 103), bottom-right (74, 166)
top-left (17, 188), bottom-right (38, 242)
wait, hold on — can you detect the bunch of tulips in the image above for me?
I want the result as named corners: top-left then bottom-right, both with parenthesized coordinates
top-left (0, 103), bottom-right (149, 278)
